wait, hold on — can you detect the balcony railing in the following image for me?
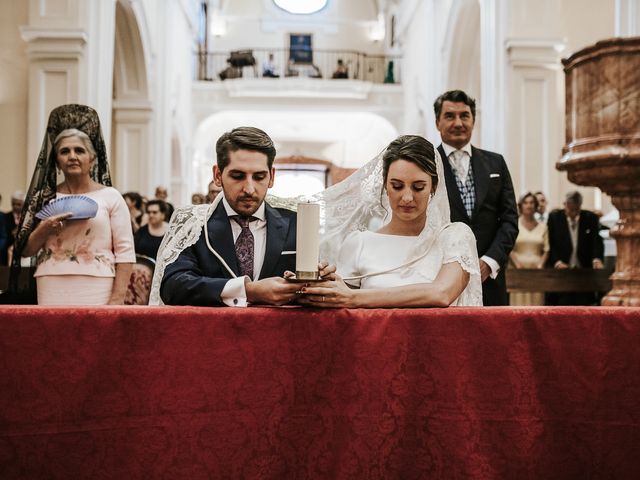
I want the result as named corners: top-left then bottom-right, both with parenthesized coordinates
top-left (194, 48), bottom-right (402, 84)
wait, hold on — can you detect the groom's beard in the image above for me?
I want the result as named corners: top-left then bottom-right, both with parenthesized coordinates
top-left (231, 193), bottom-right (263, 216)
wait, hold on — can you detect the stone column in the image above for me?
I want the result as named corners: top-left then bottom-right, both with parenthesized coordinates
top-left (616, 0), bottom-right (640, 36)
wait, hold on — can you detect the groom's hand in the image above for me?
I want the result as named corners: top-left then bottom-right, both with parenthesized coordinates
top-left (245, 277), bottom-right (300, 306)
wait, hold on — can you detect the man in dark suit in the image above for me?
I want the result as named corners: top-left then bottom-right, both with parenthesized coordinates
top-left (434, 90), bottom-right (518, 305)
top-left (0, 195), bottom-right (8, 265)
top-left (546, 190), bottom-right (604, 305)
top-left (161, 127), bottom-right (320, 306)
top-left (1, 191), bottom-right (25, 266)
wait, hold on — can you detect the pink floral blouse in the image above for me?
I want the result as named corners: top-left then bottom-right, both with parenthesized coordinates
top-left (35, 187), bottom-right (135, 278)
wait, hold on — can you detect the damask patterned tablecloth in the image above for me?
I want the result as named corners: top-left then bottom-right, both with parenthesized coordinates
top-left (1, 306), bottom-right (639, 479)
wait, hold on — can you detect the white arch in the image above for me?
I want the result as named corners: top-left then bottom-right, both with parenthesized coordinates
top-left (112, 0), bottom-right (153, 193)
top-left (192, 110), bottom-right (398, 191)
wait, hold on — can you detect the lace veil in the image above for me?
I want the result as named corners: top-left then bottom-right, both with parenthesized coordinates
top-left (149, 144), bottom-right (482, 306)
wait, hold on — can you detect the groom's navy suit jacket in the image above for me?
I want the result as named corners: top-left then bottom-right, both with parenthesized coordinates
top-left (438, 144), bottom-right (518, 306)
top-left (160, 201), bottom-right (297, 306)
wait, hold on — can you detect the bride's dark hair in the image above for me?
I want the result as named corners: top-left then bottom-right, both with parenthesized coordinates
top-left (381, 135), bottom-right (438, 193)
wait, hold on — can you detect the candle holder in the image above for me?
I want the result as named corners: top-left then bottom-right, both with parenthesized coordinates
top-left (286, 271), bottom-right (321, 283)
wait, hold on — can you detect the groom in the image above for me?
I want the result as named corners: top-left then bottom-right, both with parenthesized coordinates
top-left (161, 127), bottom-right (304, 306)
top-left (434, 90), bottom-right (518, 305)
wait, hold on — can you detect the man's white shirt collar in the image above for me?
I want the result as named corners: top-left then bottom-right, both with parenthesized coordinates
top-left (222, 196), bottom-right (266, 222)
top-left (442, 142), bottom-right (472, 159)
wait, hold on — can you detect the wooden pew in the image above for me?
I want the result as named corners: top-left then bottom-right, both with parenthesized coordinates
top-left (0, 266), bottom-right (33, 294)
top-left (506, 268), bottom-right (612, 293)
top-left (1, 266), bottom-right (615, 297)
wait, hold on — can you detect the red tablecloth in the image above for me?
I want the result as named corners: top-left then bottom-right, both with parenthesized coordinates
top-left (1, 306), bottom-right (639, 479)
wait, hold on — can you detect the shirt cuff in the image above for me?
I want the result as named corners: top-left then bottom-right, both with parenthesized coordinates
top-left (480, 255), bottom-right (500, 279)
top-left (220, 276), bottom-right (249, 307)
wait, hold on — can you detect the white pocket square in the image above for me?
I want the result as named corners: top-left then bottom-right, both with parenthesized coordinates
top-left (281, 251), bottom-right (296, 255)
top-left (490, 173), bottom-right (500, 178)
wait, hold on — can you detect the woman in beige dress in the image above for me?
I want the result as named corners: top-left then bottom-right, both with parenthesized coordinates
top-left (509, 192), bottom-right (549, 305)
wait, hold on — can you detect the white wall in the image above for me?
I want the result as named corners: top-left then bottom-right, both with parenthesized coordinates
top-left (0, 0), bottom-right (29, 210)
top-left (212, 0), bottom-right (383, 53)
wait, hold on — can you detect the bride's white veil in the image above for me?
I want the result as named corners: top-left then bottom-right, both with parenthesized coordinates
top-left (149, 138), bottom-right (482, 306)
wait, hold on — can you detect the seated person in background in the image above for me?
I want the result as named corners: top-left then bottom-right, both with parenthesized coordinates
top-left (309, 64), bottom-right (322, 78)
top-left (296, 135), bottom-right (482, 307)
top-left (123, 191), bottom-right (146, 233)
top-left (262, 53), bottom-right (279, 78)
top-left (191, 193), bottom-right (206, 205)
top-left (152, 126), bottom-right (333, 306)
top-left (509, 192), bottom-right (549, 306)
top-left (154, 185), bottom-right (174, 221)
top-left (207, 180), bottom-right (222, 203)
top-left (285, 60), bottom-right (298, 77)
top-left (134, 200), bottom-right (169, 260)
top-left (331, 59), bottom-right (348, 79)
top-left (546, 190), bottom-right (604, 305)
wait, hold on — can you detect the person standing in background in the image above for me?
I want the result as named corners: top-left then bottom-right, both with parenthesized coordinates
top-left (535, 191), bottom-right (549, 223)
top-left (434, 89), bottom-right (518, 305)
top-left (2, 192), bottom-right (25, 265)
top-left (0, 194), bottom-right (8, 265)
top-left (12, 104), bottom-right (135, 305)
top-left (546, 190), bottom-right (604, 305)
top-left (509, 192), bottom-right (549, 306)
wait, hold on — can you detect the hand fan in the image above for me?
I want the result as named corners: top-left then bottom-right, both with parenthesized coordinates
top-left (35, 195), bottom-right (99, 220)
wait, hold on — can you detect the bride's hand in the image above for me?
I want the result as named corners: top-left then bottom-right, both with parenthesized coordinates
top-left (297, 274), bottom-right (356, 308)
top-left (318, 261), bottom-right (336, 280)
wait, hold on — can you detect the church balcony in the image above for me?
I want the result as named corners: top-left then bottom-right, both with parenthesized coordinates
top-left (194, 48), bottom-right (401, 84)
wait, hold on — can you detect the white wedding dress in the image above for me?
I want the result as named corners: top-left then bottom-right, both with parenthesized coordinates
top-left (338, 225), bottom-right (480, 306)
top-left (149, 148), bottom-right (482, 306)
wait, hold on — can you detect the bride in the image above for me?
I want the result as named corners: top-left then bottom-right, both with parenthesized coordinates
top-left (296, 134), bottom-right (481, 307)
top-left (149, 135), bottom-right (482, 307)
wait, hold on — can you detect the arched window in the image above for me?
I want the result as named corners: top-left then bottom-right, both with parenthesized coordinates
top-left (273, 0), bottom-right (328, 15)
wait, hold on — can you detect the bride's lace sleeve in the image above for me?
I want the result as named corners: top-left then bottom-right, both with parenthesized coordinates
top-left (440, 222), bottom-right (483, 306)
top-left (440, 222), bottom-right (481, 275)
top-left (336, 231), bottom-right (364, 287)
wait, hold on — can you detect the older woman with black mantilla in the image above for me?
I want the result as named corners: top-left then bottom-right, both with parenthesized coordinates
top-left (15, 105), bottom-right (135, 305)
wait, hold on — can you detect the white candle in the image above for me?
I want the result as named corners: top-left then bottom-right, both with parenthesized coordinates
top-left (296, 202), bottom-right (320, 277)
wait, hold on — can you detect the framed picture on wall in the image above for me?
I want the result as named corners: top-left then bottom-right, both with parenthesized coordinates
top-left (289, 33), bottom-right (313, 64)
